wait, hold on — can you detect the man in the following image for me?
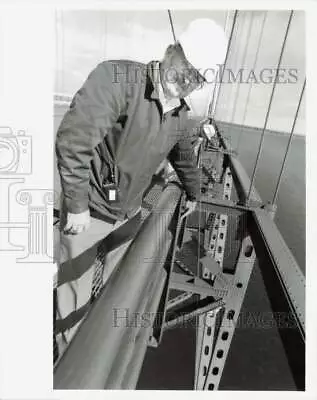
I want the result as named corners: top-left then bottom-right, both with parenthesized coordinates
top-left (54, 18), bottom-right (224, 353)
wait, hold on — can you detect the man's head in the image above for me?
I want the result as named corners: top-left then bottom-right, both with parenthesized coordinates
top-left (159, 41), bottom-right (206, 99)
top-left (159, 18), bottom-right (228, 100)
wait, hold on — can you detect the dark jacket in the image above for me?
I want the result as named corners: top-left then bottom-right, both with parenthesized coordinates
top-left (55, 59), bottom-right (200, 222)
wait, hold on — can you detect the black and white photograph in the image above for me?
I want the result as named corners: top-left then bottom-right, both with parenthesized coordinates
top-left (52, 8), bottom-right (306, 390)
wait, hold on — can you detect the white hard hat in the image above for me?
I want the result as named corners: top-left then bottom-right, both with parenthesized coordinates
top-left (178, 18), bottom-right (228, 76)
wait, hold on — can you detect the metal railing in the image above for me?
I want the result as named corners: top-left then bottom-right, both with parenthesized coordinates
top-left (54, 183), bottom-right (184, 389)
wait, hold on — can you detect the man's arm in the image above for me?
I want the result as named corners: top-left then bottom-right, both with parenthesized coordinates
top-left (55, 61), bottom-right (124, 214)
top-left (167, 123), bottom-right (201, 201)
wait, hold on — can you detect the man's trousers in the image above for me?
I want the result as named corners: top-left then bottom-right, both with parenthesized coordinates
top-left (53, 198), bottom-right (141, 359)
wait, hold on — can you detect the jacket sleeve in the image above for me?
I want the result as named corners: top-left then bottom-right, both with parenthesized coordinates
top-left (167, 122), bottom-right (201, 201)
top-left (55, 62), bottom-right (124, 213)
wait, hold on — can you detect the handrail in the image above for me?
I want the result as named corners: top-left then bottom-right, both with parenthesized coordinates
top-left (54, 183), bottom-right (183, 389)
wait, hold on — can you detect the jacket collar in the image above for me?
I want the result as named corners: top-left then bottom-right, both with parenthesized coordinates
top-left (145, 60), bottom-right (191, 112)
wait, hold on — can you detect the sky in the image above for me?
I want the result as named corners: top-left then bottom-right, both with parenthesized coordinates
top-left (55, 9), bottom-right (305, 135)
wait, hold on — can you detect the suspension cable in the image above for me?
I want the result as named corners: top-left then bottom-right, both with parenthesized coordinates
top-left (236, 11), bottom-right (267, 155)
top-left (204, 10), bottom-right (229, 117)
top-left (222, 11), bottom-right (243, 125)
top-left (230, 11), bottom-right (254, 127)
top-left (211, 10), bottom-right (238, 119)
top-left (167, 9), bottom-right (177, 43)
top-left (271, 78), bottom-right (306, 204)
top-left (206, 10), bottom-right (228, 117)
top-left (246, 10), bottom-right (294, 205)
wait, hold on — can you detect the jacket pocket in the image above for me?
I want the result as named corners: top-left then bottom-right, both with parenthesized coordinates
top-left (101, 163), bottom-right (111, 185)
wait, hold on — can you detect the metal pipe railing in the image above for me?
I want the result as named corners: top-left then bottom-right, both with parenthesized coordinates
top-left (54, 183), bottom-right (183, 389)
top-left (103, 271), bottom-right (163, 388)
top-left (116, 268), bottom-right (168, 389)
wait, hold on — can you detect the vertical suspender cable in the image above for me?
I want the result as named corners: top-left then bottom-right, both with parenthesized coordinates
top-left (246, 10), bottom-right (294, 205)
top-left (222, 12), bottom-right (244, 124)
top-left (230, 11), bottom-right (253, 125)
top-left (211, 10), bottom-right (238, 119)
top-left (168, 9), bottom-right (177, 43)
top-left (206, 9), bottom-right (229, 117)
top-left (166, 10), bottom-right (197, 118)
top-left (224, 9), bottom-right (231, 34)
top-left (60, 10), bottom-right (64, 93)
top-left (272, 78), bottom-right (306, 204)
top-left (236, 11), bottom-right (267, 155)
top-left (103, 13), bottom-right (107, 59)
top-left (56, 10), bottom-right (64, 94)
top-left (55, 10), bottom-right (59, 93)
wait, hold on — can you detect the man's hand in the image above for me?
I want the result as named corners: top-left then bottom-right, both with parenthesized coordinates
top-left (181, 200), bottom-right (197, 219)
top-left (63, 209), bottom-right (91, 235)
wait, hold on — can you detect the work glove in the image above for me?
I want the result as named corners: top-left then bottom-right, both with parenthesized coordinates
top-left (181, 199), bottom-right (197, 219)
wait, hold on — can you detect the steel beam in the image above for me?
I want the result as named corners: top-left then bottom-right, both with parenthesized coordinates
top-left (164, 298), bottom-right (225, 332)
top-left (151, 191), bottom-right (188, 345)
top-left (212, 122), bottom-right (305, 389)
top-left (169, 272), bottom-right (227, 298)
top-left (195, 167), bottom-right (233, 389)
top-left (203, 235), bottom-right (257, 390)
top-left (216, 129), bottom-right (262, 204)
top-left (215, 123), bottom-right (305, 337)
top-left (198, 199), bottom-right (247, 218)
top-left (218, 124), bottom-right (305, 336)
top-left (249, 208), bottom-right (305, 338)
